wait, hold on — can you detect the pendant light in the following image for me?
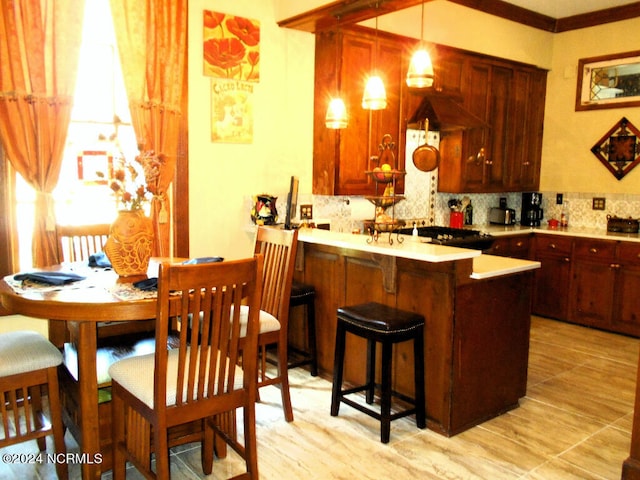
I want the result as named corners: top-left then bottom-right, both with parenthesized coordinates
top-left (406, 1), bottom-right (434, 88)
top-left (325, 25), bottom-right (348, 129)
top-left (362, 8), bottom-right (386, 110)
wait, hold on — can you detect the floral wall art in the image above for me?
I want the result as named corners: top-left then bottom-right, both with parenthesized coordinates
top-left (203, 10), bottom-right (260, 143)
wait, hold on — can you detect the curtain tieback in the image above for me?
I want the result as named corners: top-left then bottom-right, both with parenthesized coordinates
top-left (36, 191), bottom-right (56, 231)
top-left (154, 194), bottom-right (169, 224)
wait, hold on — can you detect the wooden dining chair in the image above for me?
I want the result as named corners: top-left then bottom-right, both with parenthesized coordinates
top-left (249, 226), bottom-right (298, 422)
top-left (53, 223), bottom-right (155, 344)
top-left (0, 330), bottom-right (68, 479)
top-left (108, 255), bottom-right (263, 479)
top-left (55, 223), bottom-right (110, 264)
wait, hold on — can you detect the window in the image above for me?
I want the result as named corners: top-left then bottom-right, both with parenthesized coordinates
top-left (15, 0), bottom-right (138, 270)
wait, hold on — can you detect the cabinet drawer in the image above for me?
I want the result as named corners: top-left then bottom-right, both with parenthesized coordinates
top-left (535, 235), bottom-right (572, 255)
top-left (618, 242), bottom-right (640, 264)
top-left (574, 239), bottom-right (617, 260)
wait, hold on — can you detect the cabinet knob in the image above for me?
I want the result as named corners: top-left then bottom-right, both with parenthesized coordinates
top-left (523, 161), bottom-right (530, 166)
top-left (564, 257), bottom-right (570, 262)
top-left (589, 247), bottom-right (598, 254)
top-left (516, 241), bottom-right (523, 247)
top-left (610, 263), bottom-right (621, 269)
top-left (549, 243), bottom-right (557, 249)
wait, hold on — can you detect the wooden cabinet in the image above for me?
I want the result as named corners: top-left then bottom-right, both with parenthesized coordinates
top-left (313, 27), bottom-right (410, 196)
top-left (612, 242), bottom-right (640, 336)
top-left (438, 57), bottom-right (547, 193)
top-left (486, 234), bottom-right (532, 259)
top-left (313, 28), bottom-right (547, 196)
top-left (532, 234), bottom-right (573, 320)
top-left (571, 239), bottom-right (640, 337)
top-left (507, 69), bottom-right (546, 191)
top-left (530, 234), bottom-right (640, 337)
top-left (569, 238), bottom-right (617, 329)
top-left (296, 240), bottom-right (532, 437)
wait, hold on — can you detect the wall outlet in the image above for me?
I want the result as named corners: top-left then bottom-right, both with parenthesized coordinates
top-left (556, 193), bottom-right (563, 204)
top-left (300, 204), bottom-right (313, 219)
top-left (592, 197), bottom-right (606, 210)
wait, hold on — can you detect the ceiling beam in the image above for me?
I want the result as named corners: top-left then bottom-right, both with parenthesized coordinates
top-left (277, 0), bottom-right (640, 33)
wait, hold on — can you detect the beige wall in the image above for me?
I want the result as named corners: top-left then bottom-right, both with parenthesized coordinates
top-left (188, 0), bottom-right (316, 260)
top-left (541, 18), bottom-right (640, 193)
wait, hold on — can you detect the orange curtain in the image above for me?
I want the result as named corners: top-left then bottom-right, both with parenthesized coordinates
top-left (0, 0), bottom-right (85, 267)
top-left (109, 0), bottom-right (187, 257)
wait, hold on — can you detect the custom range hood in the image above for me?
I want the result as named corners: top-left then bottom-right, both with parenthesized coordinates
top-left (408, 90), bottom-right (488, 132)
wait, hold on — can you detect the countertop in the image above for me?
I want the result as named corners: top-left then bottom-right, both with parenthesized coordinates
top-left (478, 224), bottom-right (640, 242)
top-left (297, 227), bottom-right (540, 280)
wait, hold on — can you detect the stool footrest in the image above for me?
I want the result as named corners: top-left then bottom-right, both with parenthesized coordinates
top-left (339, 396), bottom-right (418, 423)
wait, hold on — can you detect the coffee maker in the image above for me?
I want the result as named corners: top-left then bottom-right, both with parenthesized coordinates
top-left (521, 192), bottom-right (543, 226)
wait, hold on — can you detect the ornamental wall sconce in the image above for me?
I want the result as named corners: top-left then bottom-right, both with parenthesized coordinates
top-left (591, 117), bottom-right (640, 180)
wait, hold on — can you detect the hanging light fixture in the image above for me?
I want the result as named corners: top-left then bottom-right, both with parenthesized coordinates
top-left (362, 7), bottom-right (386, 110)
top-left (406, 1), bottom-right (434, 88)
top-left (325, 24), bottom-right (348, 129)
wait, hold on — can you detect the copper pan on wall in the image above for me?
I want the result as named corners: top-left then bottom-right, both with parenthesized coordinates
top-left (412, 119), bottom-right (439, 172)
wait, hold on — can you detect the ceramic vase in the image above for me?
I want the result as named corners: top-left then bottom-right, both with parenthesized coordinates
top-left (251, 194), bottom-right (278, 225)
top-left (104, 209), bottom-right (154, 277)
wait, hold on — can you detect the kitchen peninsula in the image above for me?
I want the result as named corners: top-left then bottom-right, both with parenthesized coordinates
top-left (294, 227), bottom-right (540, 437)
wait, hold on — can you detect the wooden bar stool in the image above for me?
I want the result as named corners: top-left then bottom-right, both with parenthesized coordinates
top-left (330, 302), bottom-right (426, 443)
top-left (288, 281), bottom-right (318, 376)
top-left (0, 330), bottom-right (67, 479)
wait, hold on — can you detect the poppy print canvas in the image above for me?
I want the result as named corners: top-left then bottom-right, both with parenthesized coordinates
top-left (203, 10), bottom-right (260, 82)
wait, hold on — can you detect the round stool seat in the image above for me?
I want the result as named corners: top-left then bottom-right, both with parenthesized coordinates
top-left (331, 302), bottom-right (426, 443)
top-left (338, 302), bottom-right (424, 334)
top-left (290, 282), bottom-right (315, 303)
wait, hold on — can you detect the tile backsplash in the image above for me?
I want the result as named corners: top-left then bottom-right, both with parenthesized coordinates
top-left (250, 171), bottom-right (640, 233)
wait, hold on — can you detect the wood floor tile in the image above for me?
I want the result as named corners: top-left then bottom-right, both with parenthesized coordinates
top-left (2, 316), bottom-right (639, 479)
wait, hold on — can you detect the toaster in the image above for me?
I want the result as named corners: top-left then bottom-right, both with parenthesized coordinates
top-left (489, 207), bottom-right (516, 225)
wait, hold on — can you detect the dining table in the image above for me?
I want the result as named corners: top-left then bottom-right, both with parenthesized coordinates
top-left (0, 258), bottom-right (179, 479)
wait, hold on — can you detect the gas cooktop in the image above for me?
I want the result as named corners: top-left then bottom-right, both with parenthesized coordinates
top-left (397, 225), bottom-right (495, 251)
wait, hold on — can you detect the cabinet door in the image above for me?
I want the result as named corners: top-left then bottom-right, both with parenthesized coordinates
top-left (570, 239), bottom-right (617, 329)
top-left (571, 258), bottom-right (616, 328)
top-left (612, 242), bottom-right (640, 336)
top-left (485, 66), bottom-right (511, 191)
top-left (532, 235), bottom-right (573, 320)
top-left (533, 253), bottom-right (572, 320)
top-left (459, 62), bottom-right (490, 191)
top-left (508, 69), bottom-right (545, 191)
top-left (339, 32), bottom-right (378, 195)
top-left (313, 28), bottom-right (408, 196)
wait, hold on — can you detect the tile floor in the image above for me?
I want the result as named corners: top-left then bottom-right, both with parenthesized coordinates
top-left (2, 315), bottom-right (639, 479)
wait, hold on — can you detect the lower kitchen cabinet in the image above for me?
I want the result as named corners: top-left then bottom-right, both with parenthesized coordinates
top-left (569, 238), bottom-right (617, 330)
top-left (532, 234), bottom-right (573, 320)
top-left (612, 242), bottom-right (640, 337)
top-left (530, 233), bottom-right (640, 337)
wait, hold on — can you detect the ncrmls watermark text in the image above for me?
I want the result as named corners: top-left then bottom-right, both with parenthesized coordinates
top-left (2, 452), bottom-right (103, 464)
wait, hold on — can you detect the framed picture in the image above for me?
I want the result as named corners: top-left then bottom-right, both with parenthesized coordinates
top-left (77, 150), bottom-right (112, 184)
top-left (576, 50), bottom-right (640, 111)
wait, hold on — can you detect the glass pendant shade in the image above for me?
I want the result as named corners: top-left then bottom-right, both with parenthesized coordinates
top-left (325, 97), bottom-right (348, 129)
top-left (362, 75), bottom-right (387, 110)
top-left (406, 49), bottom-right (434, 88)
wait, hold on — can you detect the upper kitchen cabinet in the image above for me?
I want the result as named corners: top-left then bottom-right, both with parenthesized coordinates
top-left (437, 55), bottom-right (547, 193)
top-left (313, 26), bottom-right (410, 196)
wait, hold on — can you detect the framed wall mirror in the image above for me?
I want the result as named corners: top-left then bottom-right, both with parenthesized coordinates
top-left (576, 50), bottom-right (640, 111)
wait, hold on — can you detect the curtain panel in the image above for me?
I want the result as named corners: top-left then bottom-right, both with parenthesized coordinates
top-left (0, 0), bottom-right (84, 267)
top-left (110, 0), bottom-right (187, 257)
